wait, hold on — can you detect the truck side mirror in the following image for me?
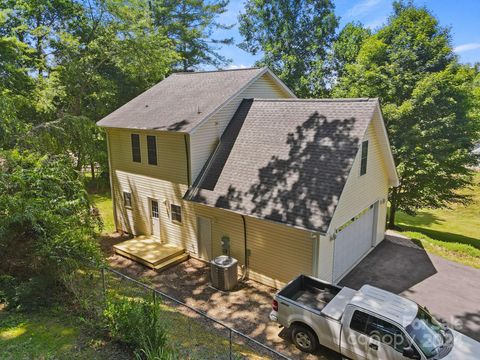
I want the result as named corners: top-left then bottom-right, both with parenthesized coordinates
top-left (403, 346), bottom-right (421, 359)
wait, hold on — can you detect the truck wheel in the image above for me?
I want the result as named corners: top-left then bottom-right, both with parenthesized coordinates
top-left (291, 324), bottom-right (318, 353)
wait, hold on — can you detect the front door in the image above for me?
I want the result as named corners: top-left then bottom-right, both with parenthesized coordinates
top-left (197, 216), bottom-right (212, 260)
top-left (150, 199), bottom-right (160, 238)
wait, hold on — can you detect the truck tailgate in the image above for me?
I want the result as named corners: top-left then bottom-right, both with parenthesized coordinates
top-left (321, 287), bottom-right (357, 321)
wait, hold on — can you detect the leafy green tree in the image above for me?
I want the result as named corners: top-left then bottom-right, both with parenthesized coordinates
top-left (1, 0), bottom-right (177, 176)
top-left (0, 0), bottom-right (80, 67)
top-left (333, 1), bottom-right (479, 227)
top-left (238, 0), bottom-right (338, 97)
top-left (150, 0), bottom-right (233, 70)
top-left (0, 150), bottom-right (101, 295)
top-left (470, 68), bottom-right (480, 124)
top-left (331, 22), bottom-right (370, 79)
top-left (0, 9), bottom-right (35, 148)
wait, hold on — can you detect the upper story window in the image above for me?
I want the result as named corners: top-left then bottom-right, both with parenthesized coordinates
top-left (123, 191), bottom-right (132, 208)
top-left (147, 135), bottom-right (157, 165)
top-left (171, 204), bottom-right (182, 223)
top-left (131, 134), bottom-right (141, 163)
top-left (360, 140), bottom-right (368, 176)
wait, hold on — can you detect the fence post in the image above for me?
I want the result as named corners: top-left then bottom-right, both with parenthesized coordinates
top-left (229, 328), bottom-right (232, 360)
top-left (101, 267), bottom-right (106, 300)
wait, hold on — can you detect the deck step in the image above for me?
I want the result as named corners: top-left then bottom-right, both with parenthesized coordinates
top-left (153, 253), bottom-right (189, 270)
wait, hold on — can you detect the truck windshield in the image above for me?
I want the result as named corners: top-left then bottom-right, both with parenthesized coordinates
top-left (406, 307), bottom-right (446, 358)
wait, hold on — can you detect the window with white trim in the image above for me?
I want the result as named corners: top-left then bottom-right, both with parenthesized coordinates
top-left (360, 140), bottom-right (368, 176)
top-left (147, 135), bottom-right (157, 165)
top-left (123, 192), bottom-right (132, 208)
top-left (131, 134), bottom-right (141, 163)
top-left (171, 204), bottom-right (182, 223)
top-left (151, 200), bottom-right (159, 218)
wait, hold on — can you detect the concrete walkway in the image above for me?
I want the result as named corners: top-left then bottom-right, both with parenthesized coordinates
top-left (340, 232), bottom-right (480, 341)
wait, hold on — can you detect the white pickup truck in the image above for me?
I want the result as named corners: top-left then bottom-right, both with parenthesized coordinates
top-left (269, 275), bottom-right (479, 359)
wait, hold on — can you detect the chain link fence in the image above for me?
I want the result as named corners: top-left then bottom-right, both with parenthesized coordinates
top-left (67, 263), bottom-right (291, 360)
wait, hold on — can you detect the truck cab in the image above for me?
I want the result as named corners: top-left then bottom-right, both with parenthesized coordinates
top-left (270, 275), bottom-right (478, 360)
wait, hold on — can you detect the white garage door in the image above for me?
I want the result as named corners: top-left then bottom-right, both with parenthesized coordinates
top-left (333, 204), bottom-right (376, 282)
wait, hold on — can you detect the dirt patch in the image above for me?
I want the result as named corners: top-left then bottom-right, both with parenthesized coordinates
top-left (101, 234), bottom-right (339, 359)
top-left (98, 232), bottom-right (132, 257)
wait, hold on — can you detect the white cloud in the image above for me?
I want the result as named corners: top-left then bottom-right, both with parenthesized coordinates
top-left (225, 64), bottom-right (251, 70)
top-left (346, 0), bottom-right (382, 18)
top-left (365, 16), bottom-right (387, 30)
top-left (454, 43), bottom-right (480, 53)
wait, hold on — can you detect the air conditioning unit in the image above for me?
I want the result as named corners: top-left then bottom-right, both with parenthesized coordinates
top-left (210, 255), bottom-right (238, 291)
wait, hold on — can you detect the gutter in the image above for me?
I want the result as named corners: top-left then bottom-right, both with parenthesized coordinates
top-left (241, 215), bottom-right (249, 281)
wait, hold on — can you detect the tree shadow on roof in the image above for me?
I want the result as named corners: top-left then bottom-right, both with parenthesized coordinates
top-left (215, 111), bottom-right (360, 233)
top-left (153, 119), bottom-right (190, 131)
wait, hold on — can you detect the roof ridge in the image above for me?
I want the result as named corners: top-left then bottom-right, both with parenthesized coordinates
top-left (172, 67), bottom-right (264, 75)
top-left (252, 98), bottom-right (376, 102)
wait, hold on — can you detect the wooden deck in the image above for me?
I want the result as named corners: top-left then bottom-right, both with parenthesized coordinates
top-left (113, 236), bottom-right (188, 270)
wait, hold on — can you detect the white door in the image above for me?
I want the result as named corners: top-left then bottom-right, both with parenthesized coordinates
top-left (150, 199), bottom-right (160, 238)
top-left (197, 216), bottom-right (212, 260)
top-left (333, 204), bottom-right (376, 282)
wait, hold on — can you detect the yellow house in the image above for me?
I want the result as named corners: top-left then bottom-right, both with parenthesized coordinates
top-left (97, 67), bottom-right (399, 288)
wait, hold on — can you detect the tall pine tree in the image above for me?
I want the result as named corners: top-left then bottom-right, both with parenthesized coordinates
top-left (150, 0), bottom-right (233, 70)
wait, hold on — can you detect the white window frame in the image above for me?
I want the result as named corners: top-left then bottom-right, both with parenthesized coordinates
top-left (170, 204), bottom-right (182, 224)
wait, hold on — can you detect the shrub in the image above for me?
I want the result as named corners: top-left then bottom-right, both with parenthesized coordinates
top-left (0, 150), bottom-right (101, 293)
top-left (104, 296), bottom-right (176, 360)
top-left (0, 275), bottom-right (16, 304)
top-left (0, 275), bottom-right (62, 310)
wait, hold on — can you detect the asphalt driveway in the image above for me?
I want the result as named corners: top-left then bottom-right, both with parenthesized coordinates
top-left (340, 232), bottom-right (480, 341)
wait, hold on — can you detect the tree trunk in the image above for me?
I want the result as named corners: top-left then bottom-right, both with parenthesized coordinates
top-left (388, 189), bottom-right (397, 229)
top-left (90, 162), bottom-right (95, 180)
top-left (76, 151), bottom-right (83, 171)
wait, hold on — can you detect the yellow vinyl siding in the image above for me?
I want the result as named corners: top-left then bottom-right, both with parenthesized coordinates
top-left (193, 206), bottom-right (314, 288)
top-left (246, 217), bottom-right (314, 287)
top-left (319, 112), bottom-right (390, 281)
top-left (108, 129), bottom-right (188, 185)
top-left (329, 113), bottom-right (389, 234)
top-left (192, 205), bottom-right (246, 264)
top-left (111, 169), bottom-right (313, 288)
top-left (190, 73), bottom-right (294, 182)
top-left (112, 170), bottom-right (197, 249)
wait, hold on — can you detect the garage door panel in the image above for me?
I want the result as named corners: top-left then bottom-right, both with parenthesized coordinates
top-left (333, 205), bottom-right (375, 282)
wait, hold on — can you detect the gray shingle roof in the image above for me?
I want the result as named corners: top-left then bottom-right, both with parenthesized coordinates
top-left (96, 68), bottom-right (266, 132)
top-left (185, 98), bottom-right (378, 233)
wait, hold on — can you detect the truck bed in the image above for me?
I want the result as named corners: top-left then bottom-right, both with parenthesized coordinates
top-left (278, 275), bottom-right (341, 312)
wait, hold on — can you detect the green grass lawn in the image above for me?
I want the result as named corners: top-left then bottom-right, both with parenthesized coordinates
top-left (395, 172), bottom-right (480, 268)
top-left (71, 268), bottom-right (270, 359)
top-left (0, 307), bottom-right (129, 360)
top-left (89, 192), bottom-right (116, 234)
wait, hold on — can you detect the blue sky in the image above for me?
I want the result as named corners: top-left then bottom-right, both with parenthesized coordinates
top-left (212, 0), bottom-right (480, 69)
